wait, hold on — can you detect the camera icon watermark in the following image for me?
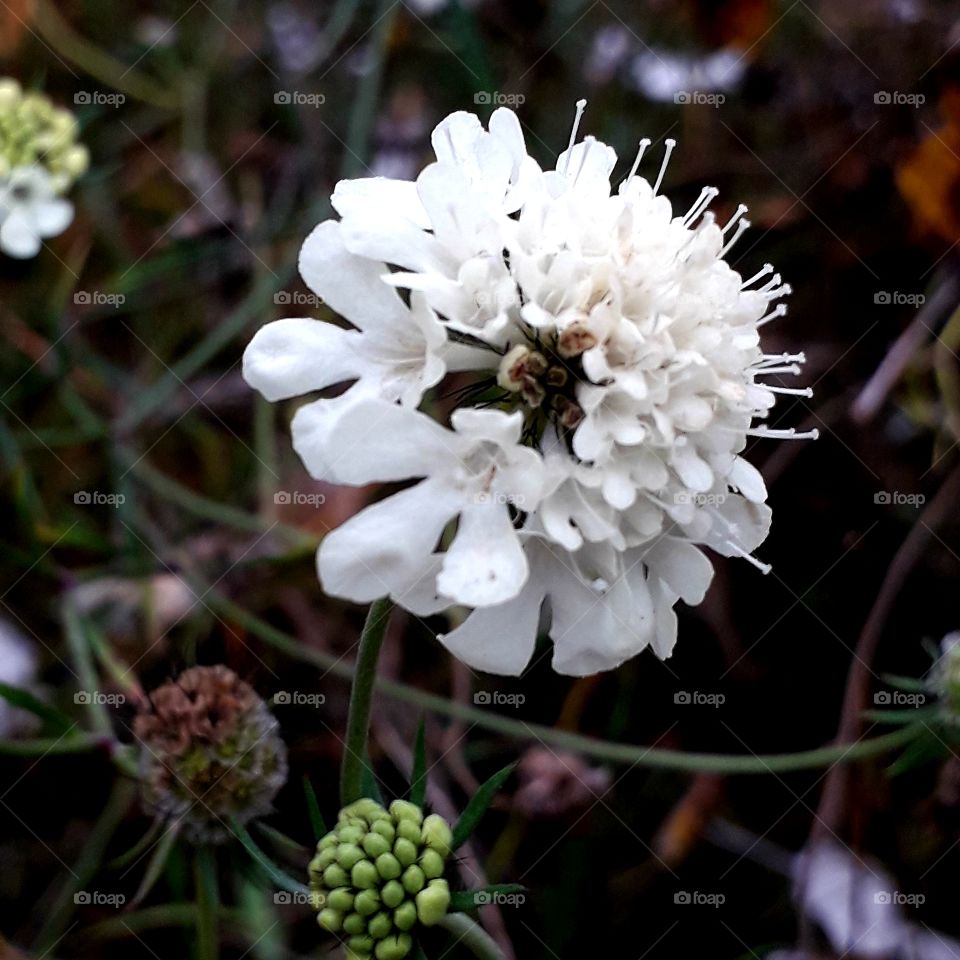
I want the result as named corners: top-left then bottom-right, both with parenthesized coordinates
top-left (274, 490), bottom-right (326, 507)
top-left (473, 91), bottom-right (525, 107)
top-left (74, 90), bottom-right (126, 108)
top-left (873, 691), bottom-right (926, 707)
top-left (274, 290), bottom-right (322, 307)
top-left (874, 91), bottom-right (925, 107)
top-left (474, 491), bottom-right (525, 507)
top-left (874, 891), bottom-right (925, 906)
top-left (273, 691), bottom-right (326, 707)
top-left (474, 891), bottom-right (526, 907)
top-left (74, 690), bottom-right (126, 707)
top-left (274, 90), bottom-right (325, 107)
top-left (674, 492), bottom-right (727, 507)
top-left (74, 890), bottom-right (126, 906)
top-left (74, 491), bottom-right (125, 508)
top-left (674, 691), bottom-right (726, 708)
top-left (74, 291), bottom-right (126, 309)
top-left (473, 691), bottom-right (526, 708)
top-left (674, 890), bottom-right (725, 907)
top-left (874, 491), bottom-right (925, 507)
top-left (674, 91), bottom-right (726, 108)
top-left (874, 291), bottom-right (925, 306)
top-left (274, 890), bottom-right (323, 906)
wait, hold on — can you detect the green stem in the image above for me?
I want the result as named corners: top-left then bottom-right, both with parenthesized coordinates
top-left (341, 598), bottom-right (394, 806)
top-left (194, 848), bottom-right (219, 960)
top-left (207, 588), bottom-right (923, 775)
top-left (439, 913), bottom-right (505, 960)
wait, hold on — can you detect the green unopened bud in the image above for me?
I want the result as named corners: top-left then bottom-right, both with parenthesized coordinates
top-left (380, 880), bottom-right (405, 909)
top-left (343, 911), bottom-right (367, 936)
top-left (396, 820), bottom-right (422, 844)
top-left (362, 832), bottom-right (391, 858)
top-left (393, 901), bottom-right (417, 932)
top-left (371, 819), bottom-right (395, 842)
top-left (323, 864), bottom-right (348, 889)
top-left (415, 879), bottom-right (450, 927)
top-left (389, 800), bottom-right (423, 825)
top-left (348, 934), bottom-right (375, 955)
top-left (420, 848), bottom-right (445, 879)
top-left (352, 859), bottom-right (380, 889)
top-left (354, 888), bottom-right (381, 916)
top-left (393, 837), bottom-right (418, 867)
top-left (420, 815), bottom-right (453, 858)
top-left (339, 825), bottom-right (364, 844)
top-left (337, 843), bottom-right (365, 870)
top-left (375, 933), bottom-right (412, 960)
top-left (314, 846), bottom-right (338, 870)
top-left (367, 911), bottom-right (393, 940)
top-left (402, 865), bottom-right (425, 894)
top-left (0, 79), bottom-right (21, 108)
top-left (327, 888), bottom-right (355, 912)
top-left (319, 833), bottom-right (338, 850)
top-left (317, 908), bottom-right (343, 932)
top-left (375, 852), bottom-right (402, 880)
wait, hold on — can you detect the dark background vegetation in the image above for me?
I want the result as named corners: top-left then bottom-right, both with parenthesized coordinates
top-left (2, 0), bottom-right (960, 957)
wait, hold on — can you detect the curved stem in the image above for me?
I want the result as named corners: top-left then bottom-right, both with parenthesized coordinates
top-left (341, 598), bottom-right (394, 806)
top-left (205, 588), bottom-right (925, 775)
top-left (440, 913), bottom-right (505, 960)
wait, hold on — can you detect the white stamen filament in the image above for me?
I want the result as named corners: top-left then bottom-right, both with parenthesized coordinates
top-left (720, 218), bottom-right (750, 257)
top-left (765, 385), bottom-right (814, 397)
top-left (747, 427), bottom-right (820, 440)
top-left (757, 304), bottom-right (788, 327)
top-left (722, 204), bottom-right (749, 235)
top-left (683, 187), bottom-right (719, 226)
top-left (563, 99), bottom-right (588, 174)
top-left (755, 364), bottom-right (802, 376)
top-left (626, 138), bottom-right (652, 182)
top-left (742, 264), bottom-right (774, 288)
top-left (653, 138), bottom-right (676, 194)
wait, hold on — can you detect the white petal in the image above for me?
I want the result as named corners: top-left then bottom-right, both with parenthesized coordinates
top-left (646, 539), bottom-right (714, 605)
top-left (296, 398), bottom-right (457, 485)
top-left (437, 574), bottom-right (544, 676)
top-left (298, 221), bottom-right (409, 334)
top-left (331, 177), bottom-right (430, 228)
top-left (728, 456), bottom-right (767, 503)
top-left (318, 478), bottom-right (461, 603)
top-left (437, 503), bottom-right (528, 606)
top-left (34, 198), bottom-right (73, 237)
top-left (0, 211), bottom-right (41, 258)
top-left (431, 111), bottom-right (483, 166)
top-left (243, 318), bottom-right (361, 401)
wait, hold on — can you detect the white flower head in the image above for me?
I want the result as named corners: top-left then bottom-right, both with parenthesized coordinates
top-left (0, 79), bottom-right (87, 259)
top-left (0, 165), bottom-right (74, 259)
top-left (244, 100), bottom-right (815, 676)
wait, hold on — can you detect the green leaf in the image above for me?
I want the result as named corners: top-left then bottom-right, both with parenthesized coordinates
top-left (0, 682), bottom-right (72, 735)
top-left (451, 763), bottom-right (515, 850)
top-left (862, 706), bottom-right (939, 725)
top-left (409, 716), bottom-right (427, 807)
top-left (448, 884), bottom-right (526, 913)
top-left (887, 730), bottom-right (946, 776)
top-left (131, 820), bottom-right (181, 906)
top-left (881, 673), bottom-right (930, 692)
top-left (302, 776), bottom-right (327, 841)
top-left (230, 819), bottom-right (309, 895)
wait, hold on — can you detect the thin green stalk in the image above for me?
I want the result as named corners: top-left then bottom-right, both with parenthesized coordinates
top-left (194, 847), bottom-right (219, 960)
top-left (205, 588), bottom-right (924, 775)
top-left (341, 598), bottom-right (394, 805)
top-left (0, 733), bottom-right (106, 756)
top-left (439, 913), bottom-right (505, 960)
top-left (34, 779), bottom-right (137, 953)
top-left (62, 600), bottom-right (112, 737)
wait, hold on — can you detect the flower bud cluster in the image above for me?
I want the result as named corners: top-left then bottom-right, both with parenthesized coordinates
top-left (0, 79), bottom-right (88, 190)
top-left (309, 798), bottom-right (453, 959)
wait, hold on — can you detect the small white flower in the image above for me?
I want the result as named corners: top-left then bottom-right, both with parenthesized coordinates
top-left (244, 101), bottom-right (814, 676)
top-left (0, 166), bottom-right (74, 259)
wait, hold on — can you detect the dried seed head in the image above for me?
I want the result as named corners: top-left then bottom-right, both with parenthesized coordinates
top-left (134, 665), bottom-right (287, 843)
